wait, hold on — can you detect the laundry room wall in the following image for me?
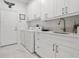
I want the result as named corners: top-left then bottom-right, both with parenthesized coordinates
top-left (0, 0), bottom-right (28, 43)
top-left (0, 0), bottom-right (28, 30)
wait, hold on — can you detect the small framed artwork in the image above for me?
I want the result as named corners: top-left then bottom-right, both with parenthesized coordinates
top-left (19, 14), bottom-right (25, 20)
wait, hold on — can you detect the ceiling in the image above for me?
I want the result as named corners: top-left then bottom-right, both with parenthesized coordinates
top-left (16, 0), bottom-right (34, 4)
top-left (6, 0), bottom-right (34, 4)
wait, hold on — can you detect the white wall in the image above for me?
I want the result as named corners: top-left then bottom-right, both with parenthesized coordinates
top-left (0, 0), bottom-right (28, 43)
top-left (43, 16), bottom-right (79, 32)
top-left (65, 16), bottom-right (79, 32)
top-left (0, 0), bottom-right (28, 30)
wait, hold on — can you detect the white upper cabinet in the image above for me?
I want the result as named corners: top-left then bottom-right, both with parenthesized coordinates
top-left (65, 0), bottom-right (79, 14)
top-left (53, 0), bottom-right (79, 18)
top-left (26, 0), bottom-right (79, 21)
top-left (54, 0), bottom-right (65, 17)
top-left (41, 0), bottom-right (65, 19)
top-left (40, 0), bottom-right (54, 20)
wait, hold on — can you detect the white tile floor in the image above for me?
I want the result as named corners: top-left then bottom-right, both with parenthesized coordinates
top-left (0, 44), bottom-right (38, 58)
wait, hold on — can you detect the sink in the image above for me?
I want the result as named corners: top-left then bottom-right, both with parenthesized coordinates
top-left (54, 32), bottom-right (69, 34)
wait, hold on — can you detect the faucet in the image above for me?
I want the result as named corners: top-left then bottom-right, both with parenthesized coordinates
top-left (58, 18), bottom-right (66, 32)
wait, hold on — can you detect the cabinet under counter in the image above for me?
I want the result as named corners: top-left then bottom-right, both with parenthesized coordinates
top-left (35, 31), bottom-right (79, 58)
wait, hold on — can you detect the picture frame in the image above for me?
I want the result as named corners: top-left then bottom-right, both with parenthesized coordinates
top-left (19, 14), bottom-right (25, 20)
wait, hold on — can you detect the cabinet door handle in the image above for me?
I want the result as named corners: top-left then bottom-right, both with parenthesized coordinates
top-left (37, 38), bottom-right (39, 40)
top-left (62, 8), bottom-right (65, 15)
top-left (14, 26), bottom-right (17, 31)
top-left (53, 44), bottom-right (55, 51)
top-left (37, 46), bottom-right (39, 48)
top-left (56, 45), bottom-right (58, 53)
top-left (65, 6), bottom-right (68, 14)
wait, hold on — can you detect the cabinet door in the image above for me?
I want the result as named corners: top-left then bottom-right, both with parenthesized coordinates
top-left (65, 0), bottom-right (79, 14)
top-left (24, 31), bottom-right (35, 53)
top-left (56, 44), bottom-right (79, 58)
top-left (41, 0), bottom-right (54, 20)
top-left (53, 0), bottom-right (65, 17)
top-left (35, 32), bottom-right (55, 58)
top-left (20, 30), bottom-right (25, 46)
top-left (0, 10), bottom-right (1, 45)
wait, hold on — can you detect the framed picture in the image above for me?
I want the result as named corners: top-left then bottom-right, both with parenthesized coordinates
top-left (19, 14), bottom-right (25, 20)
